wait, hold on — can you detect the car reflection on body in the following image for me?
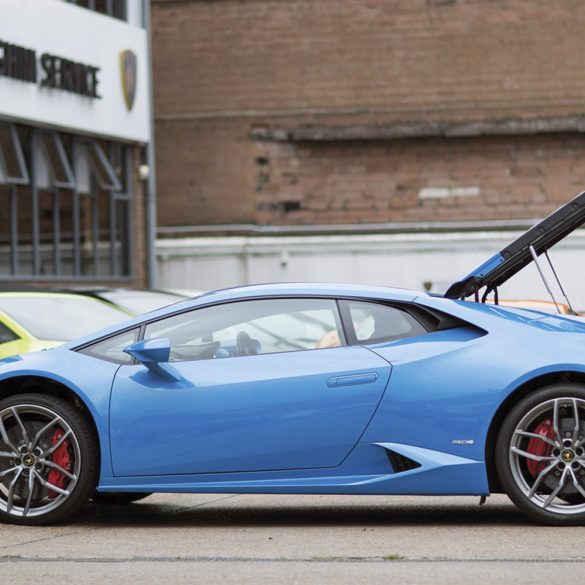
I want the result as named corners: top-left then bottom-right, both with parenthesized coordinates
top-left (3, 193), bottom-right (585, 526)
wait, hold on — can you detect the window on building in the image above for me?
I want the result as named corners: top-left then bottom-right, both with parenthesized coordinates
top-left (0, 122), bottom-right (134, 281)
top-left (64, 0), bottom-right (127, 22)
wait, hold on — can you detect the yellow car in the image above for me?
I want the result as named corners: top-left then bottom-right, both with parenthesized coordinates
top-left (0, 292), bottom-right (132, 359)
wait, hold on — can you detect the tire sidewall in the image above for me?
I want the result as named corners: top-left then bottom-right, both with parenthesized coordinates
top-left (496, 383), bottom-right (585, 526)
top-left (0, 393), bottom-right (99, 526)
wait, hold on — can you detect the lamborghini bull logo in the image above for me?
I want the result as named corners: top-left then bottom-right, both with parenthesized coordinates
top-left (119, 50), bottom-right (137, 111)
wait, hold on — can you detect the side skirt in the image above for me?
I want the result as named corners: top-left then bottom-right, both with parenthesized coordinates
top-left (97, 443), bottom-right (490, 496)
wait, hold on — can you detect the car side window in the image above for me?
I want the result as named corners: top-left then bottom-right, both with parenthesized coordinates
top-left (143, 298), bottom-right (345, 362)
top-left (0, 322), bottom-right (19, 345)
top-left (340, 300), bottom-right (427, 344)
top-left (79, 328), bottom-right (139, 365)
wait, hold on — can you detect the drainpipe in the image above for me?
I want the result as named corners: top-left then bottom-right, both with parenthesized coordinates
top-left (142, 0), bottom-right (158, 288)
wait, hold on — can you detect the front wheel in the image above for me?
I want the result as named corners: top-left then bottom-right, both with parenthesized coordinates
top-left (0, 393), bottom-right (99, 525)
top-left (496, 384), bottom-right (585, 525)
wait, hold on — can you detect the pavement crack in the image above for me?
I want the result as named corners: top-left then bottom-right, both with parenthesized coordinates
top-left (169, 494), bottom-right (241, 514)
top-left (3, 556), bottom-right (585, 564)
top-left (0, 530), bottom-right (86, 551)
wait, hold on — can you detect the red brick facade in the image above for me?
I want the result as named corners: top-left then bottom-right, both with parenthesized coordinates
top-left (254, 134), bottom-right (585, 225)
top-left (152, 0), bottom-right (585, 228)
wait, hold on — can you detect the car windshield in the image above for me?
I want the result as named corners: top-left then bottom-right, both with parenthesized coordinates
top-left (0, 295), bottom-right (131, 341)
top-left (98, 290), bottom-right (187, 314)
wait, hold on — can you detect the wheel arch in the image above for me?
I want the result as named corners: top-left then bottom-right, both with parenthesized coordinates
top-left (0, 375), bottom-right (101, 468)
top-left (485, 370), bottom-right (585, 493)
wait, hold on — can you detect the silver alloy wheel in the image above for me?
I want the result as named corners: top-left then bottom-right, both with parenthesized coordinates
top-left (0, 404), bottom-right (81, 519)
top-left (509, 397), bottom-right (585, 515)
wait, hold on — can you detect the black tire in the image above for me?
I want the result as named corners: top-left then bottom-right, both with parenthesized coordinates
top-left (496, 384), bottom-right (585, 526)
top-left (0, 393), bottom-right (99, 526)
top-left (91, 492), bottom-right (152, 505)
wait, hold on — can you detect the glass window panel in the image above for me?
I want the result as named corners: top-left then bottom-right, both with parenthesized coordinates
top-left (80, 328), bottom-right (139, 364)
top-left (0, 321), bottom-right (19, 345)
top-left (0, 124), bottom-right (29, 185)
top-left (65, 0), bottom-right (126, 20)
top-left (0, 186), bottom-right (11, 276)
top-left (79, 193), bottom-right (97, 276)
top-left (38, 190), bottom-right (56, 275)
top-left (94, 0), bottom-right (108, 14)
top-left (114, 199), bottom-right (131, 276)
top-left (58, 191), bottom-right (75, 277)
top-left (14, 184), bottom-right (33, 277)
top-left (144, 298), bottom-right (345, 362)
top-left (88, 141), bottom-right (122, 191)
top-left (74, 142), bottom-right (91, 195)
top-left (38, 133), bottom-right (75, 189)
top-left (112, 0), bottom-right (127, 21)
top-left (97, 188), bottom-right (112, 275)
top-left (110, 143), bottom-right (128, 192)
top-left (346, 301), bottom-right (427, 344)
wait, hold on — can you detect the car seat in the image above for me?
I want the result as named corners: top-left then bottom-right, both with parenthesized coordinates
top-left (236, 331), bottom-right (261, 356)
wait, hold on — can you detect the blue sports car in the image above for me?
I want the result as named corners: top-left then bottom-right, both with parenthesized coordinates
top-left (2, 193), bottom-right (585, 526)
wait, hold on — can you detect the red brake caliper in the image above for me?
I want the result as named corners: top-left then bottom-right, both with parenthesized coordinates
top-left (47, 427), bottom-right (72, 499)
top-left (526, 419), bottom-right (556, 477)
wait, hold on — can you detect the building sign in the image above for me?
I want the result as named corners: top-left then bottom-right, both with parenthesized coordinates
top-left (0, 40), bottom-right (37, 83)
top-left (0, 39), bottom-right (101, 98)
top-left (0, 0), bottom-right (149, 143)
top-left (40, 54), bottom-right (100, 98)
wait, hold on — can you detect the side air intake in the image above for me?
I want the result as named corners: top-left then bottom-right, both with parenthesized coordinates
top-left (386, 449), bottom-right (422, 473)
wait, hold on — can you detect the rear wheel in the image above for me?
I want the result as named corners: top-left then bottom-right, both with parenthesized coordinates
top-left (496, 384), bottom-right (585, 525)
top-left (0, 393), bottom-right (99, 525)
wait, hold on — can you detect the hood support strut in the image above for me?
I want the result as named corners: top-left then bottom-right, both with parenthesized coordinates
top-left (529, 245), bottom-right (562, 314)
top-left (529, 246), bottom-right (576, 315)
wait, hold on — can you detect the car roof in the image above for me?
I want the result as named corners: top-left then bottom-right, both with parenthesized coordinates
top-left (196, 282), bottom-right (423, 302)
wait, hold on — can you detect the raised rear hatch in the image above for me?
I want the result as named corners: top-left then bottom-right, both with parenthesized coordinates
top-left (445, 191), bottom-right (585, 300)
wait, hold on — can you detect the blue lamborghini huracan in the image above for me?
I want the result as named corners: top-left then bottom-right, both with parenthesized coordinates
top-left (2, 193), bottom-right (585, 526)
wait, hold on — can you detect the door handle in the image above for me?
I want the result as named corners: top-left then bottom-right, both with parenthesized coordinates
top-left (327, 372), bottom-right (379, 388)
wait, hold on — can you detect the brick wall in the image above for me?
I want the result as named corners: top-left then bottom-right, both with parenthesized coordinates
top-left (152, 0), bottom-right (585, 228)
top-left (254, 134), bottom-right (585, 225)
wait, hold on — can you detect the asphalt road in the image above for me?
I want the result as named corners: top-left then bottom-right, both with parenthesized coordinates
top-left (1, 493), bottom-right (583, 584)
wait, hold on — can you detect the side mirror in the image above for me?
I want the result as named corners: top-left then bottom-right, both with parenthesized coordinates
top-left (124, 338), bottom-right (181, 382)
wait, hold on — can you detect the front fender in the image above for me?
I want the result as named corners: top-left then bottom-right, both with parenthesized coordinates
top-left (0, 348), bottom-right (119, 480)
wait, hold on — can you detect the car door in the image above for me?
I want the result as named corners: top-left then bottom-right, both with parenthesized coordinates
top-left (109, 297), bottom-right (392, 476)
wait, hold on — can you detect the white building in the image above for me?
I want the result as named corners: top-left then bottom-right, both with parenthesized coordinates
top-left (0, 0), bottom-right (154, 286)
